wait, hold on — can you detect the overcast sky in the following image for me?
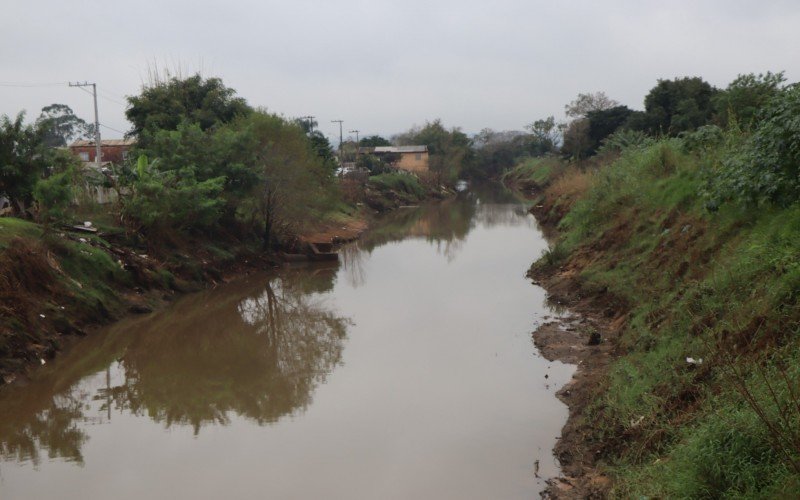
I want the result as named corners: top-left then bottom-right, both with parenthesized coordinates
top-left (3, 0), bottom-right (800, 143)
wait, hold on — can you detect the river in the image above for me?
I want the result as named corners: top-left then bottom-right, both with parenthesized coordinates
top-left (0, 184), bottom-right (574, 499)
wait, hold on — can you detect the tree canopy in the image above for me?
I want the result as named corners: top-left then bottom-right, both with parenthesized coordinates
top-left (35, 104), bottom-right (94, 148)
top-left (638, 77), bottom-right (718, 135)
top-left (125, 74), bottom-right (252, 146)
top-left (712, 71), bottom-right (786, 129)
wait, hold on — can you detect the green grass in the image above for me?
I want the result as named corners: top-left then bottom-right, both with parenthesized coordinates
top-left (502, 157), bottom-right (566, 187)
top-left (368, 172), bottom-right (426, 198)
top-left (0, 217), bottom-right (42, 248)
top-left (529, 138), bottom-right (800, 496)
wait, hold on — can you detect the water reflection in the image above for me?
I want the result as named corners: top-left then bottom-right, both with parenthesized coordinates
top-left (0, 270), bottom-right (350, 464)
top-left (0, 182), bottom-right (571, 500)
top-left (341, 183), bottom-right (535, 286)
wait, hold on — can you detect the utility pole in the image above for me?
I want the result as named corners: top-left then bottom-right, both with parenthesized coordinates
top-left (70, 82), bottom-right (101, 166)
top-left (301, 115), bottom-right (316, 133)
top-left (349, 130), bottom-right (360, 160)
top-left (331, 120), bottom-right (343, 163)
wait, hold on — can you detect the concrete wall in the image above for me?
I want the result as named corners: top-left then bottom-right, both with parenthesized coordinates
top-left (396, 152), bottom-right (429, 173)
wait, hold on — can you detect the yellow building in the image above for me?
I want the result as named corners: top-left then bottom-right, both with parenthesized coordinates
top-left (359, 146), bottom-right (429, 173)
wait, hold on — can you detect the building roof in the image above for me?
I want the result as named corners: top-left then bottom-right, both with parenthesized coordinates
top-left (359, 145), bottom-right (428, 154)
top-left (69, 139), bottom-right (136, 147)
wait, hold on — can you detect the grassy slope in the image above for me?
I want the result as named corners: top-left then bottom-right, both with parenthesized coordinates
top-left (511, 142), bottom-right (800, 497)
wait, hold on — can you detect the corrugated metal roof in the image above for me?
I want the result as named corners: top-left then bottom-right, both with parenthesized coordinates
top-left (396, 145), bottom-right (428, 153)
top-left (69, 139), bottom-right (136, 147)
top-left (367, 145), bottom-right (428, 154)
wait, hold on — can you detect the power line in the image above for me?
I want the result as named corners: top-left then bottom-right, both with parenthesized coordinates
top-left (97, 91), bottom-right (126, 106)
top-left (0, 81), bottom-right (66, 88)
top-left (100, 123), bottom-right (127, 135)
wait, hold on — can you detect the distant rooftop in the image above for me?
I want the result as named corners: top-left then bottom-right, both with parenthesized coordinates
top-left (359, 145), bottom-right (428, 154)
top-left (69, 139), bottom-right (136, 147)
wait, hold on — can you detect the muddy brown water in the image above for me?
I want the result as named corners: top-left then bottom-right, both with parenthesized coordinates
top-left (0, 184), bottom-right (574, 499)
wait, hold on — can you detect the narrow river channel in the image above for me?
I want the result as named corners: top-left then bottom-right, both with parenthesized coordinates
top-left (0, 184), bottom-right (574, 499)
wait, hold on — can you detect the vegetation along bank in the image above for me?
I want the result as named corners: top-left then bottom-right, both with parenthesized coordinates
top-left (0, 74), bottom-right (463, 383)
top-left (504, 73), bottom-right (800, 497)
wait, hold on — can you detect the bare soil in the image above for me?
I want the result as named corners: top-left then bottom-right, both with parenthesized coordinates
top-left (526, 195), bottom-right (629, 499)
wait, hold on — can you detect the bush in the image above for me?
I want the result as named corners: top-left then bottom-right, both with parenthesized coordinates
top-left (709, 84), bottom-right (800, 207)
top-left (368, 172), bottom-right (426, 198)
top-left (596, 129), bottom-right (654, 155)
top-left (124, 165), bottom-right (226, 234)
top-left (33, 169), bottom-right (74, 225)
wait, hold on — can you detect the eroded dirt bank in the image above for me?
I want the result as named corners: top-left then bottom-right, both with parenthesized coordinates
top-left (526, 200), bottom-right (625, 499)
top-left (0, 215), bottom-right (369, 388)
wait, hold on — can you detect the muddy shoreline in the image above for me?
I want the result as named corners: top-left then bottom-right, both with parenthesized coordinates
top-left (0, 215), bottom-right (370, 389)
top-left (526, 202), bottom-right (623, 499)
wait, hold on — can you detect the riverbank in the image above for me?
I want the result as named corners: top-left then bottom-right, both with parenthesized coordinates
top-left (0, 171), bottom-right (455, 387)
top-left (0, 185), bottom-right (570, 499)
top-left (0, 208), bottom-right (371, 386)
top-left (509, 143), bottom-right (800, 497)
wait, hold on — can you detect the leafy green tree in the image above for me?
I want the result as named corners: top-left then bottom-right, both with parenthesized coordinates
top-left (0, 112), bottom-right (50, 212)
top-left (710, 83), bottom-right (800, 207)
top-left (135, 121), bottom-right (259, 225)
top-left (308, 131), bottom-right (337, 172)
top-left (713, 71), bottom-right (786, 129)
top-left (292, 118), bottom-right (337, 172)
top-left (638, 77), bottom-right (718, 135)
top-left (357, 154), bottom-right (396, 175)
top-left (124, 157), bottom-right (226, 235)
top-left (526, 116), bottom-right (560, 154)
top-left (470, 129), bottom-right (532, 179)
top-left (565, 91), bottom-right (620, 119)
top-left (395, 119), bottom-right (474, 184)
top-left (359, 135), bottom-right (392, 147)
top-left (561, 119), bottom-right (592, 159)
top-left (35, 104), bottom-right (94, 148)
top-left (33, 150), bottom-right (80, 225)
top-left (125, 74), bottom-right (251, 146)
top-left (233, 112), bottom-right (340, 249)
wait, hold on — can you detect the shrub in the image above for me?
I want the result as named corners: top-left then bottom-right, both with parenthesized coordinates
top-left (368, 172), bottom-right (426, 198)
top-left (709, 84), bottom-right (800, 207)
top-left (596, 129), bottom-right (654, 155)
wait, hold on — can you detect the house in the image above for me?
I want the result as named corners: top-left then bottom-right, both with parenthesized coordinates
top-left (358, 145), bottom-right (429, 173)
top-left (68, 139), bottom-right (135, 205)
top-left (68, 138), bottom-right (136, 165)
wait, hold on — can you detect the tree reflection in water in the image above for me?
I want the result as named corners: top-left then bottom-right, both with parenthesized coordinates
top-left (0, 270), bottom-right (349, 465)
top-left (340, 182), bottom-right (532, 287)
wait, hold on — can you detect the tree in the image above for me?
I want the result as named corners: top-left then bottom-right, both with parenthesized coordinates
top-left (307, 131), bottom-right (337, 172)
top-left (233, 112), bottom-right (339, 249)
top-left (639, 77), bottom-right (718, 135)
top-left (470, 129), bottom-right (532, 179)
top-left (587, 106), bottom-right (634, 148)
top-left (0, 112), bottom-right (50, 212)
top-left (710, 83), bottom-right (800, 207)
top-left (125, 74), bottom-right (252, 146)
top-left (526, 116), bottom-right (560, 154)
top-left (394, 119), bottom-right (474, 184)
top-left (33, 150), bottom-right (81, 226)
top-left (561, 119), bottom-right (592, 159)
top-left (565, 91), bottom-right (620, 118)
top-left (293, 118), bottom-right (337, 172)
top-left (713, 71), bottom-right (786, 129)
top-left (123, 155), bottom-right (227, 236)
top-left (359, 135), bottom-right (392, 147)
top-left (35, 104), bottom-right (94, 148)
